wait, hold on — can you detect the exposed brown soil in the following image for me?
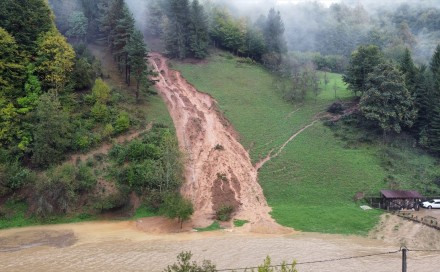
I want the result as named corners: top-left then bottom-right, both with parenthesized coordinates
top-left (0, 229), bottom-right (76, 252)
top-left (370, 213), bottom-right (440, 249)
top-left (149, 53), bottom-right (290, 233)
top-left (1, 220), bottom-right (440, 271)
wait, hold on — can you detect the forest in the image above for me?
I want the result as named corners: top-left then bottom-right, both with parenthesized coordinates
top-left (1, 0), bottom-right (440, 231)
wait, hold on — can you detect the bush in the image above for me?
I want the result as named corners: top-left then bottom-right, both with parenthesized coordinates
top-left (327, 102), bottom-right (345, 114)
top-left (165, 251), bottom-right (216, 272)
top-left (103, 123), bottom-right (114, 139)
top-left (91, 102), bottom-right (109, 121)
top-left (215, 204), bottom-right (234, 221)
top-left (114, 111), bottom-right (130, 133)
top-left (160, 193), bottom-right (194, 228)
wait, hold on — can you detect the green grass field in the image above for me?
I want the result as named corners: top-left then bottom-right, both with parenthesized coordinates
top-left (173, 52), bottom-right (386, 234)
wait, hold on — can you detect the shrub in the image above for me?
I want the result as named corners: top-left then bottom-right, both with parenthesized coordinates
top-left (91, 102), bottom-right (109, 121)
top-left (114, 111), bottom-right (130, 133)
top-left (215, 204), bottom-right (234, 221)
top-left (160, 193), bottom-right (194, 228)
top-left (165, 251), bottom-right (216, 272)
top-left (327, 102), bottom-right (345, 114)
top-left (103, 123), bottom-right (114, 139)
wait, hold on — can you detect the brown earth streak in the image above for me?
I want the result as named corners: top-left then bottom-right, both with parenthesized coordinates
top-left (150, 53), bottom-right (289, 233)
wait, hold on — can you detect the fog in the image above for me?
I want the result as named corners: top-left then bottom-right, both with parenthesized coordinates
top-left (122, 0), bottom-right (440, 63)
top-left (125, 0), bottom-right (148, 33)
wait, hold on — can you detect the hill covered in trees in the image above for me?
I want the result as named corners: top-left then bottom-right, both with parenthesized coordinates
top-left (0, 0), bottom-right (185, 225)
top-left (1, 0), bottom-right (440, 233)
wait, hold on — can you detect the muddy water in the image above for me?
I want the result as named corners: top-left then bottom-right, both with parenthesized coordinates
top-left (1, 220), bottom-right (439, 272)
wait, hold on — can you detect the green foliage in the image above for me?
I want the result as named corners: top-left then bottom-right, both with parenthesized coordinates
top-left (92, 186), bottom-right (129, 212)
top-left (360, 62), bottom-right (416, 135)
top-left (92, 78), bottom-right (111, 103)
top-left (146, 0), bottom-right (166, 37)
top-left (164, 0), bottom-right (190, 59)
top-left (91, 102), bottom-right (109, 121)
top-left (71, 57), bottom-right (95, 91)
top-left (132, 205), bottom-right (156, 219)
top-left (0, 27), bottom-right (26, 97)
top-left (32, 92), bottom-right (72, 168)
top-left (343, 44), bottom-right (384, 96)
top-left (253, 256), bottom-right (297, 272)
top-left (164, 251), bottom-right (216, 272)
top-left (0, 0), bottom-right (53, 53)
top-left (188, 0), bottom-right (209, 59)
top-left (263, 8), bottom-right (287, 55)
top-left (36, 29), bottom-right (76, 92)
top-left (125, 29), bottom-right (152, 101)
top-left (108, 126), bottom-right (182, 197)
top-left (160, 193), bottom-right (193, 228)
top-left (233, 219), bottom-right (249, 227)
top-left (0, 160), bottom-right (34, 197)
top-left (174, 52), bottom-right (385, 234)
top-left (66, 11), bottom-right (88, 42)
top-left (194, 221), bottom-right (222, 232)
top-left (31, 163), bottom-right (97, 217)
top-left (215, 204), bottom-right (234, 221)
top-left (114, 111), bottom-right (130, 133)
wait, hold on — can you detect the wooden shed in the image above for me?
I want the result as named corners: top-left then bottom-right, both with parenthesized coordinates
top-left (380, 190), bottom-right (423, 211)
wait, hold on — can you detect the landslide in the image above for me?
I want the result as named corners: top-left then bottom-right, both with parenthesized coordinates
top-left (150, 53), bottom-right (289, 233)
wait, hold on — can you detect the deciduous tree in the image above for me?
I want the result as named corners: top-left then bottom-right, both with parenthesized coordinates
top-left (35, 29), bottom-right (75, 92)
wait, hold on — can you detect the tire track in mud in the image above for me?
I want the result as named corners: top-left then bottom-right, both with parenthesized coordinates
top-left (149, 53), bottom-right (288, 232)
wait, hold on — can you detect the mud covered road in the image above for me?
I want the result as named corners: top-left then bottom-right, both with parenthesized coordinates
top-left (1, 217), bottom-right (440, 272)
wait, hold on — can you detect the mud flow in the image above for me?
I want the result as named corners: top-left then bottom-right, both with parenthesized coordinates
top-left (149, 53), bottom-right (286, 231)
top-left (1, 219), bottom-right (440, 272)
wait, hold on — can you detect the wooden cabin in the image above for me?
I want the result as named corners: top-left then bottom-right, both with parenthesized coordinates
top-left (380, 190), bottom-right (423, 211)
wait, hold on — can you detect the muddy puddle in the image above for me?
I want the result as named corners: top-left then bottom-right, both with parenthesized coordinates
top-left (1, 219), bottom-right (439, 272)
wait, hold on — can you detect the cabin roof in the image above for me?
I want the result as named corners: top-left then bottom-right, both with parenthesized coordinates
top-left (380, 190), bottom-right (423, 199)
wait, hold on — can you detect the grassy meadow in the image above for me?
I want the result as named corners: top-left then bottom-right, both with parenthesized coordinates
top-left (173, 52), bottom-right (386, 234)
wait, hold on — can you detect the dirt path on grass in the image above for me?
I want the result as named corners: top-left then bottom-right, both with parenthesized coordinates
top-left (149, 53), bottom-right (288, 232)
top-left (255, 120), bottom-right (318, 171)
top-left (68, 123), bottom-right (152, 164)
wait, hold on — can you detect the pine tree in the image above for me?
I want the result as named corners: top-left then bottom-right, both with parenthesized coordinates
top-left (32, 92), bottom-right (72, 168)
top-left (164, 0), bottom-right (190, 59)
top-left (263, 8), bottom-right (287, 55)
top-left (0, 0), bottom-right (53, 53)
top-left (126, 30), bottom-right (152, 102)
top-left (188, 0), bottom-right (209, 59)
top-left (426, 45), bottom-right (440, 153)
top-left (113, 5), bottom-right (135, 84)
top-left (147, 0), bottom-right (166, 37)
top-left (413, 65), bottom-right (434, 138)
top-left (343, 44), bottom-right (384, 97)
top-left (399, 48), bottom-right (417, 93)
top-left (360, 62), bottom-right (416, 138)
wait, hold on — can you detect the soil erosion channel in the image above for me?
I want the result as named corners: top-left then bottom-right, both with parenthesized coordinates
top-left (150, 53), bottom-right (285, 231)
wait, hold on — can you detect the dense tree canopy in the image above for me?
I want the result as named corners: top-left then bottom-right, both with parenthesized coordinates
top-left (343, 45), bottom-right (384, 96)
top-left (35, 29), bottom-right (76, 92)
top-left (0, 0), bottom-right (53, 53)
top-left (360, 62), bottom-right (416, 136)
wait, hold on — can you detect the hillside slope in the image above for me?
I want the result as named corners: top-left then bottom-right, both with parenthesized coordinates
top-left (150, 52), bottom-right (290, 233)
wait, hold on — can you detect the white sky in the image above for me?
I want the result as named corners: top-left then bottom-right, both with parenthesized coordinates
top-left (277, 0), bottom-right (339, 6)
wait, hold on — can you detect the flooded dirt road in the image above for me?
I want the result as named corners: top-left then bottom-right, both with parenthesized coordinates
top-left (1, 218), bottom-right (440, 272)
